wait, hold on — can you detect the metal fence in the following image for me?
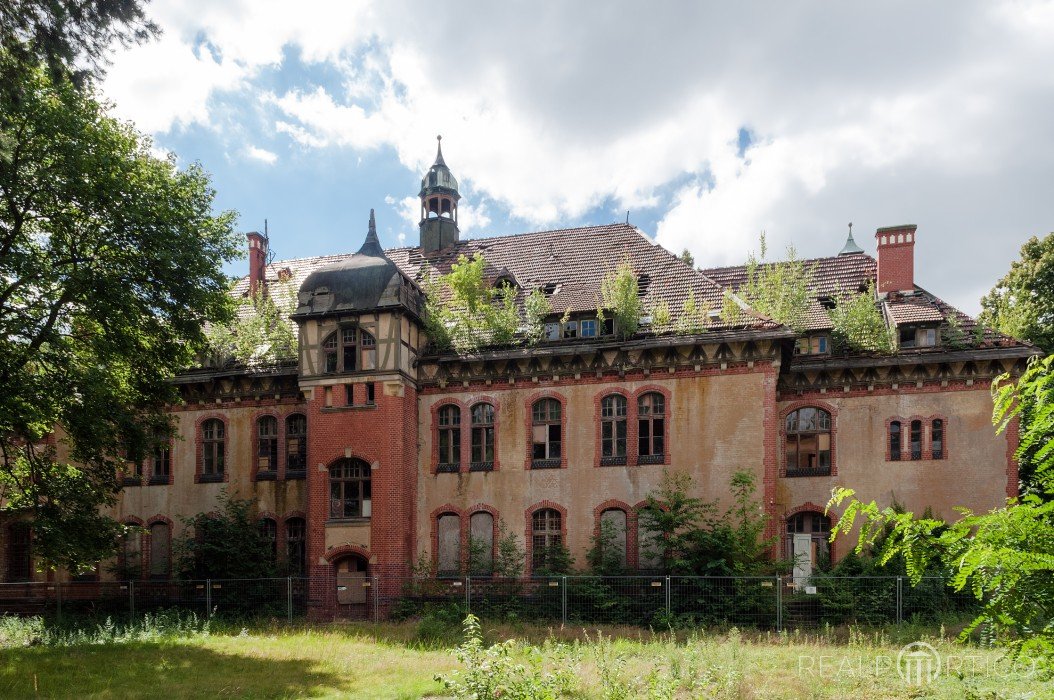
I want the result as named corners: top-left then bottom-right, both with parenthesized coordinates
top-left (0, 575), bottom-right (974, 629)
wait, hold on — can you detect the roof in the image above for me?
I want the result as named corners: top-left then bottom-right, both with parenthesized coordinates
top-left (236, 223), bottom-right (778, 335)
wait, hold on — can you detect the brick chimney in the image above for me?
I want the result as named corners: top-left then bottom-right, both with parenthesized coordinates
top-left (875, 224), bottom-right (916, 294)
top-left (247, 231), bottom-right (268, 297)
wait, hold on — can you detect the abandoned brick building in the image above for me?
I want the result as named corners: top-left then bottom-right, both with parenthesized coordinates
top-left (2, 141), bottom-right (1038, 617)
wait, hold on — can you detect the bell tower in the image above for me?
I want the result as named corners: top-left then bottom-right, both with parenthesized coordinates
top-left (419, 135), bottom-right (461, 252)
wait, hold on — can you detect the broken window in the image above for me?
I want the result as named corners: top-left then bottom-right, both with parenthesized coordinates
top-left (563, 320), bottom-right (578, 339)
top-left (329, 459), bottom-right (371, 518)
top-left (286, 414), bottom-right (307, 473)
top-left (899, 325), bottom-right (938, 349)
top-left (470, 403), bottom-right (494, 468)
top-left (931, 419), bottom-right (944, 459)
top-left (910, 420), bottom-right (922, 460)
top-left (784, 407), bottom-right (831, 474)
top-left (437, 405), bottom-right (461, 470)
top-left (889, 420), bottom-right (902, 461)
top-left (600, 394), bottom-right (627, 464)
top-left (638, 393), bottom-right (666, 462)
top-left (531, 398), bottom-right (562, 467)
top-left (259, 518), bottom-right (277, 562)
top-left (531, 508), bottom-right (562, 573)
top-left (794, 336), bottom-right (830, 355)
top-left (201, 419), bottom-right (225, 479)
top-left (256, 416), bottom-right (278, 475)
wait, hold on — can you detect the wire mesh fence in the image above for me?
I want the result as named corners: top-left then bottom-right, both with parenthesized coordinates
top-left (0, 575), bottom-right (975, 629)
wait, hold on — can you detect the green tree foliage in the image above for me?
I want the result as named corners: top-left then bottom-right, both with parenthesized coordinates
top-left (586, 518), bottom-right (628, 575)
top-left (206, 283), bottom-right (298, 369)
top-left (423, 254), bottom-right (546, 353)
top-left (0, 0), bottom-right (157, 86)
top-left (175, 491), bottom-right (280, 580)
top-left (649, 298), bottom-right (672, 334)
top-left (828, 282), bottom-right (895, 354)
top-left (0, 57), bottom-right (239, 572)
top-left (829, 354), bottom-right (1054, 659)
top-left (675, 290), bottom-right (711, 335)
top-left (679, 248), bottom-right (695, 268)
top-left (638, 470), bottom-right (778, 575)
top-left (738, 234), bottom-right (815, 333)
top-left (493, 520), bottom-right (526, 579)
top-left (980, 232), bottom-right (1054, 352)
top-left (598, 258), bottom-right (643, 340)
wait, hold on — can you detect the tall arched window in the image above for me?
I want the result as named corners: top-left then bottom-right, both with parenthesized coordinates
top-left (470, 403), bottom-right (495, 470)
top-left (259, 518), bottom-right (277, 562)
top-left (286, 414), bottom-right (307, 474)
top-left (637, 393), bottom-right (666, 462)
top-left (256, 416), bottom-right (278, 477)
top-left (531, 398), bottom-right (562, 468)
top-left (531, 508), bottom-right (563, 573)
top-left (329, 459), bottom-right (371, 519)
top-left (889, 421), bottom-right (902, 461)
top-left (785, 407), bottom-right (832, 475)
top-left (437, 405), bottom-right (461, 471)
top-left (201, 419), bottom-right (225, 480)
top-left (469, 511), bottom-right (494, 575)
top-left (910, 420), bottom-right (923, 460)
top-left (931, 419), bottom-right (944, 459)
top-left (6, 522), bottom-right (32, 582)
top-left (436, 513), bottom-right (461, 576)
top-left (151, 437), bottom-right (171, 484)
top-left (286, 518), bottom-right (306, 576)
top-left (600, 395), bottom-right (627, 465)
top-left (321, 328), bottom-right (374, 373)
top-left (149, 522), bottom-right (171, 580)
top-left (120, 523), bottom-right (142, 579)
top-left (598, 509), bottom-right (628, 570)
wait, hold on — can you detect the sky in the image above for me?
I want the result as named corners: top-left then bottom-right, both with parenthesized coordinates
top-left (100, 0), bottom-right (1054, 315)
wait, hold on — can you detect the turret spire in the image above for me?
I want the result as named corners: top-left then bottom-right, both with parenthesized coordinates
top-left (434, 134), bottom-right (446, 167)
top-left (419, 136), bottom-right (460, 252)
top-left (839, 221), bottom-right (864, 256)
top-left (357, 208), bottom-right (385, 257)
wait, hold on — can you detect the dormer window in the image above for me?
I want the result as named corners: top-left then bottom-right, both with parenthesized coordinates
top-left (581, 319), bottom-right (597, 338)
top-left (794, 335), bottom-right (830, 356)
top-left (899, 325), bottom-right (938, 349)
top-left (322, 328), bottom-right (376, 373)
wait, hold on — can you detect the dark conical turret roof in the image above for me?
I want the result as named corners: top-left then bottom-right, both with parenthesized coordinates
top-left (839, 224), bottom-right (865, 256)
top-left (420, 135), bottom-right (459, 197)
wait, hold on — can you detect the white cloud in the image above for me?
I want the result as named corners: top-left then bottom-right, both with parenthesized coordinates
top-left (245, 145), bottom-right (278, 165)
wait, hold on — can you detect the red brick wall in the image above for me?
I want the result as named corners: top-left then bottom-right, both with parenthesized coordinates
top-left (875, 224), bottom-right (916, 293)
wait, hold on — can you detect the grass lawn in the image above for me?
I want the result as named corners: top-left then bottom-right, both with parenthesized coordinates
top-left (0, 619), bottom-right (1048, 699)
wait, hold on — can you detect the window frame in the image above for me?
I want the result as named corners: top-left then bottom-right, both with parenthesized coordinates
top-left (931, 418), bottom-right (945, 460)
top-left (328, 458), bottom-right (372, 520)
top-left (255, 415), bottom-right (279, 480)
top-left (436, 404), bottom-right (462, 473)
top-left (529, 397), bottom-right (564, 469)
top-left (636, 392), bottom-right (667, 464)
top-left (599, 394), bottom-right (628, 466)
top-left (198, 418), bottom-right (227, 483)
top-left (147, 521), bottom-right (171, 580)
top-left (783, 406), bottom-right (834, 477)
top-left (889, 420), bottom-right (902, 461)
top-left (285, 517), bottom-right (306, 576)
top-left (321, 327), bottom-right (377, 374)
top-left (285, 413), bottom-right (308, 478)
top-left (528, 507), bottom-right (564, 574)
top-left (470, 402), bottom-right (496, 471)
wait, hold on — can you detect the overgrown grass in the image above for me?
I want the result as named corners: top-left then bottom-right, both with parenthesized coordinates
top-left (0, 614), bottom-right (1048, 698)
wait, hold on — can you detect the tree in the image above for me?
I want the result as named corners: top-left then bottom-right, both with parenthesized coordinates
top-left (0, 0), bottom-right (157, 86)
top-left (829, 354), bottom-right (1054, 660)
top-left (597, 258), bottom-right (643, 340)
top-left (738, 234), bottom-right (815, 333)
top-left (175, 491), bottom-right (280, 580)
top-left (679, 248), bottom-right (695, 268)
top-left (980, 233), bottom-right (1054, 353)
top-left (206, 283), bottom-right (298, 369)
top-left (0, 57), bottom-right (239, 573)
top-left (828, 282), bottom-right (895, 354)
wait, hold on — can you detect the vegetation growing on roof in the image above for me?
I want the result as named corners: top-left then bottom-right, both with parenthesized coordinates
top-left (737, 234), bottom-right (815, 333)
top-left (423, 253), bottom-right (550, 353)
top-left (206, 282), bottom-right (298, 369)
top-left (828, 282), bottom-right (895, 354)
top-left (675, 289), bottom-right (712, 335)
top-left (597, 259), bottom-right (644, 340)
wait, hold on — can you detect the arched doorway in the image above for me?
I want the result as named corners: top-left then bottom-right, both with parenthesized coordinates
top-left (333, 554), bottom-right (370, 618)
top-left (786, 511), bottom-right (831, 585)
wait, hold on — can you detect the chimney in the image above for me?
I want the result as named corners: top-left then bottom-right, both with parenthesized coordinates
top-left (874, 224), bottom-right (916, 294)
top-left (247, 231), bottom-right (268, 297)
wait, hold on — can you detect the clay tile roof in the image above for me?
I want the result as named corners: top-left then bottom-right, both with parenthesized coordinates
top-left (885, 296), bottom-right (946, 325)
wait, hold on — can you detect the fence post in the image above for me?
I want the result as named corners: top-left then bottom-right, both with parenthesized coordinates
top-left (465, 576), bottom-right (471, 614)
top-left (561, 577), bottom-right (568, 625)
top-left (896, 576), bottom-right (903, 624)
top-left (206, 579), bottom-right (212, 619)
top-left (55, 580), bottom-right (62, 623)
top-left (287, 577), bottom-right (293, 624)
top-left (373, 576), bottom-right (380, 623)
top-left (129, 580), bottom-right (135, 620)
top-left (665, 576), bottom-right (671, 620)
top-left (776, 575), bottom-right (783, 632)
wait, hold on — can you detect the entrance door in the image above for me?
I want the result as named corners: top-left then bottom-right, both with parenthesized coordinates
top-left (792, 534), bottom-right (813, 585)
top-left (335, 556), bottom-right (368, 605)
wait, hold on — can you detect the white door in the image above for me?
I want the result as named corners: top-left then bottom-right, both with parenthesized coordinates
top-left (792, 534), bottom-right (813, 586)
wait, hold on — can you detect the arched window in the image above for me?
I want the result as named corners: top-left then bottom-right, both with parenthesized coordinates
top-left (931, 419), bottom-right (944, 459)
top-left (286, 414), bottom-right (307, 474)
top-left (600, 395), bottom-right (627, 465)
top-left (322, 332), bottom-right (338, 373)
top-left (341, 328), bottom-right (357, 371)
top-left (286, 518), bottom-right (306, 576)
top-left (329, 459), bottom-right (371, 519)
top-left (120, 523), bottom-right (142, 579)
top-left (531, 398), bottom-right (562, 467)
top-left (910, 420), bottom-right (923, 460)
top-left (437, 405), bottom-right (461, 471)
top-left (469, 511), bottom-right (494, 575)
top-left (531, 508), bottom-right (563, 573)
top-left (785, 407), bottom-right (832, 475)
top-left (151, 438), bottom-right (171, 484)
top-left (6, 522), bottom-right (32, 582)
top-left (256, 416), bottom-right (278, 476)
top-left (889, 421), bottom-right (902, 461)
top-left (787, 512), bottom-right (831, 581)
top-left (436, 513), bottom-right (461, 576)
top-left (470, 403), bottom-right (495, 470)
top-left (360, 330), bottom-right (376, 371)
top-left (259, 518), bottom-right (277, 561)
top-left (598, 509), bottom-right (628, 570)
top-left (148, 522), bottom-right (170, 580)
top-left (201, 419), bottom-right (225, 480)
top-left (637, 393), bottom-right (666, 462)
